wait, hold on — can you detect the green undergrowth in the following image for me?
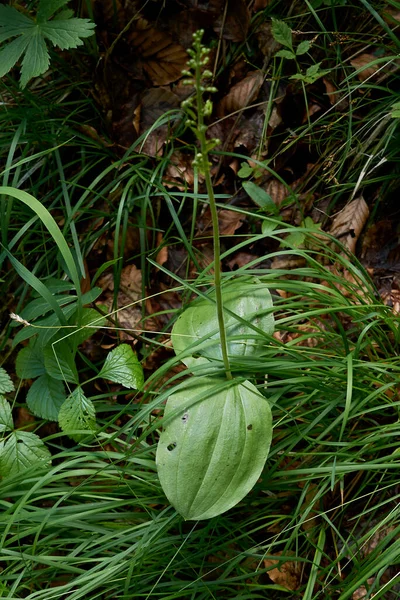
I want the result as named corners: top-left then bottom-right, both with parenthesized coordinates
top-left (1, 0), bottom-right (400, 598)
top-left (1, 231), bottom-right (400, 599)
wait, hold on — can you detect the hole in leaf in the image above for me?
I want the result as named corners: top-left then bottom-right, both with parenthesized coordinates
top-left (167, 442), bottom-right (177, 451)
top-left (181, 413), bottom-right (188, 423)
top-left (247, 424), bottom-right (253, 430)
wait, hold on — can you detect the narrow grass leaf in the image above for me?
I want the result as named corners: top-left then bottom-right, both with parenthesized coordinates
top-left (0, 187), bottom-right (81, 299)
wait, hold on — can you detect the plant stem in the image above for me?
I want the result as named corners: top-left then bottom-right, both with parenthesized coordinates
top-left (194, 59), bottom-right (232, 381)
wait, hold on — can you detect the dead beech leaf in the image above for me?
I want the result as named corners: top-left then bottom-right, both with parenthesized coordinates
top-left (155, 233), bottom-right (169, 267)
top-left (329, 196), bottom-right (369, 254)
top-left (164, 150), bottom-right (204, 189)
top-left (213, 0), bottom-right (250, 42)
top-left (350, 53), bottom-right (379, 82)
top-left (99, 264), bottom-right (142, 301)
top-left (217, 70), bottom-right (264, 117)
top-left (129, 20), bottom-right (188, 85)
top-left (264, 553), bottom-right (301, 590)
top-left (352, 581), bottom-right (375, 600)
top-left (218, 209), bottom-right (245, 235)
top-left (265, 178), bottom-right (288, 207)
top-left (139, 87), bottom-right (180, 156)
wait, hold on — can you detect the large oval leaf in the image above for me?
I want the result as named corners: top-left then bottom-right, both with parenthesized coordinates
top-left (171, 279), bottom-right (274, 366)
top-left (156, 376), bottom-right (272, 520)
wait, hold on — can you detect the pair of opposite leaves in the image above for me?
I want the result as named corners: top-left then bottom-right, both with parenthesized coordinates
top-left (156, 279), bottom-right (275, 520)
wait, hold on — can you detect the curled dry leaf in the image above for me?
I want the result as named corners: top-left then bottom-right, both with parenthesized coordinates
top-left (350, 53), bottom-right (379, 82)
top-left (98, 265), bottom-right (143, 341)
top-left (139, 87), bottom-right (180, 157)
top-left (217, 70), bottom-right (264, 117)
top-left (265, 178), bottom-right (288, 207)
top-left (129, 19), bottom-right (188, 85)
top-left (264, 553), bottom-right (301, 590)
top-left (164, 150), bottom-right (204, 189)
top-left (329, 196), bottom-right (369, 255)
top-left (213, 0), bottom-right (250, 42)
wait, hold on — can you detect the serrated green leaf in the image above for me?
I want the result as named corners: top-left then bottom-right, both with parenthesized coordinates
top-left (0, 5), bottom-right (33, 34)
top-left (0, 368), bottom-right (14, 394)
top-left (99, 344), bottom-right (144, 390)
top-left (271, 18), bottom-right (293, 49)
top-left (41, 18), bottom-right (96, 50)
top-left (37, 0), bottom-right (69, 21)
top-left (243, 181), bottom-right (278, 214)
top-left (43, 341), bottom-right (78, 384)
top-left (20, 33), bottom-right (50, 87)
top-left (0, 431), bottom-right (51, 478)
top-left (26, 374), bottom-right (66, 420)
top-left (172, 279), bottom-right (275, 366)
top-left (58, 388), bottom-right (96, 442)
top-left (0, 3), bottom-right (94, 87)
top-left (156, 377), bottom-right (273, 520)
top-left (54, 9), bottom-right (75, 20)
top-left (0, 35), bottom-right (31, 78)
top-left (296, 40), bottom-right (311, 55)
top-left (0, 397), bottom-right (13, 433)
top-left (275, 49), bottom-right (295, 60)
top-left (16, 342), bottom-right (46, 379)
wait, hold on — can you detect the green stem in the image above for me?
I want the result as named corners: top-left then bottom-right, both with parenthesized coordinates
top-left (194, 60), bottom-right (232, 381)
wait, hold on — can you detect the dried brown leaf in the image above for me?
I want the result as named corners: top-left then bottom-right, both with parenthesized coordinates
top-left (213, 0), bottom-right (250, 42)
top-left (139, 87), bottom-right (180, 156)
top-left (218, 209), bottom-right (245, 235)
top-left (217, 70), bottom-right (264, 117)
top-left (264, 553), bottom-right (301, 591)
top-left (350, 53), bottom-right (379, 82)
top-left (329, 196), bottom-right (369, 254)
top-left (164, 150), bottom-right (204, 189)
top-left (265, 178), bottom-right (288, 207)
top-left (130, 20), bottom-right (188, 85)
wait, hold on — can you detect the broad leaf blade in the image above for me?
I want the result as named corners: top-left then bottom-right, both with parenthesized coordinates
top-left (156, 377), bottom-right (273, 520)
top-left (0, 397), bottom-right (13, 433)
top-left (0, 431), bottom-right (51, 478)
top-left (58, 388), bottom-right (96, 442)
top-left (0, 368), bottom-right (14, 394)
top-left (26, 374), bottom-right (66, 421)
top-left (99, 344), bottom-right (144, 389)
top-left (243, 181), bottom-right (279, 214)
top-left (172, 279), bottom-right (275, 365)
